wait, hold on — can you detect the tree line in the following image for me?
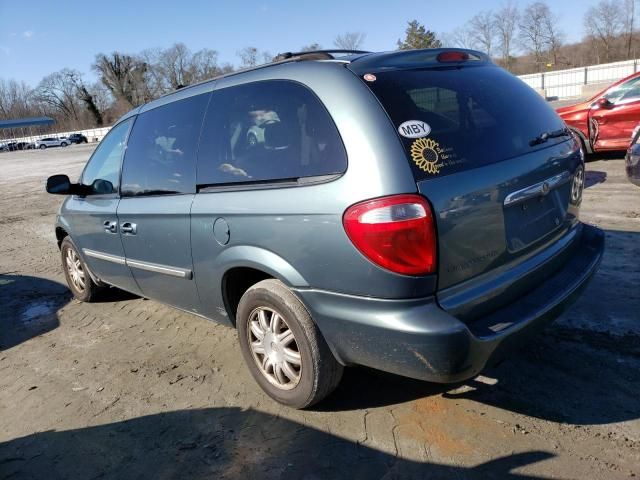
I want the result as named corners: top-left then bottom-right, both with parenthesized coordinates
top-left (1, 0), bottom-right (639, 135)
top-left (0, 32), bottom-right (367, 135)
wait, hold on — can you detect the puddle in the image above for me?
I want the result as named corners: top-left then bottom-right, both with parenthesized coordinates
top-left (21, 300), bottom-right (58, 325)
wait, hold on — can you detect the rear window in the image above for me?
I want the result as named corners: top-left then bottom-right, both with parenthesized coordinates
top-left (364, 65), bottom-right (567, 179)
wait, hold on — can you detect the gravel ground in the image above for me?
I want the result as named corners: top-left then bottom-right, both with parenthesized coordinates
top-left (0, 144), bottom-right (639, 480)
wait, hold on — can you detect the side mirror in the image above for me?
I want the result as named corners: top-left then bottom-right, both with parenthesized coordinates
top-left (595, 97), bottom-right (614, 109)
top-left (91, 179), bottom-right (115, 195)
top-left (46, 174), bottom-right (72, 194)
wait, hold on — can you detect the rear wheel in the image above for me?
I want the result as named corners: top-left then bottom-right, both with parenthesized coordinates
top-left (236, 279), bottom-right (343, 408)
top-left (39, 144), bottom-right (46, 149)
top-left (61, 237), bottom-right (101, 302)
top-left (61, 142), bottom-right (68, 147)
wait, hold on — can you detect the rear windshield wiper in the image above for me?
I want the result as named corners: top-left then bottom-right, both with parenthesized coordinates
top-left (529, 127), bottom-right (571, 146)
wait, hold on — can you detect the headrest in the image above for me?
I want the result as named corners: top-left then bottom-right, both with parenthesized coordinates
top-left (263, 121), bottom-right (291, 150)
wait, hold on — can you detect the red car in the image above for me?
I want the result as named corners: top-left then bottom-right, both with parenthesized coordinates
top-left (556, 71), bottom-right (640, 153)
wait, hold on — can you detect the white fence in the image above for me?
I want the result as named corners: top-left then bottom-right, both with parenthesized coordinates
top-left (1, 126), bottom-right (112, 145)
top-left (518, 58), bottom-right (640, 99)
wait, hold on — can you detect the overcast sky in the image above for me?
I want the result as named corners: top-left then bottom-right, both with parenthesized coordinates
top-left (1, 0), bottom-right (607, 86)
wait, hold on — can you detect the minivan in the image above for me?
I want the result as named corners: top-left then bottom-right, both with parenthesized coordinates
top-left (47, 49), bottom-right (604, 408)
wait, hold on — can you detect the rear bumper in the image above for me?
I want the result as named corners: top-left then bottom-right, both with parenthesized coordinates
top-left (295, 223), bottom-right (604, 383)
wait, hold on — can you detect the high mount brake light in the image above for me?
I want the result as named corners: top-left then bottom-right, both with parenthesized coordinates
top-left (343, 195), bottom-right (437, 276)
top-left (437, 51), bottom-right (470, 62)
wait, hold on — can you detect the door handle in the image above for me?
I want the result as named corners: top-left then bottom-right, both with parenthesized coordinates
top-left (103, 220), bottom-right (118, 233)
top-left (120, 222), bottom-right (137, 235)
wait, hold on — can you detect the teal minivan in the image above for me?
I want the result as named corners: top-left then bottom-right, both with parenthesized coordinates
top-left (47, 49), bottom-right (604, 408)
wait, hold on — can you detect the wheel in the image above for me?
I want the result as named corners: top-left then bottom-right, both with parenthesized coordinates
top-left (60, 237), bottom-right (101, 302)
top-left (39, 144), bottom-right (46, 149)
top-left (237, 279), bottom-right (343, 408)
top-left (61, 142), bottom-right (68, 147)
top-left (247, 133), bottom-right (258, 147)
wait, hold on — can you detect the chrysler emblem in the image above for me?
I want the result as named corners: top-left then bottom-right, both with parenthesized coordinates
top-left (541, 182), bottom-right (550, 195)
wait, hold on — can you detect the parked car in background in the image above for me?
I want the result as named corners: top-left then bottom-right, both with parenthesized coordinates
top-left (625, 125), bottom-right (640, 186)
top-left (46, 48), bottom-right (603, 408)
top-left (36, 137), bottom-right (69, 149)
top-left (15, 141), bottom-right (34, 150)
top-left (68, 133), bottom-right (88, 144)
top-left (557, 71), bottom-right (640, 154)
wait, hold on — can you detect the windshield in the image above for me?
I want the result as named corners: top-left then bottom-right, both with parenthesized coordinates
top-left (364, 65), bottom-right (567, 179)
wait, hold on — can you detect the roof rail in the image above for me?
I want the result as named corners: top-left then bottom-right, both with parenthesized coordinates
top-left (273, 49), bottom-right (371, 62)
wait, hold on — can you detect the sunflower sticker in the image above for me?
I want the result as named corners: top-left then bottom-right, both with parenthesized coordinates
top-left (410, 137), bottom-right (445, 175)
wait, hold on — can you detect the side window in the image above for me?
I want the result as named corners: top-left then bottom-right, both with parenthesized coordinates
top-left (197, 80), bottom-right (347, 186)
top-left (80, 118), bottom-right (131, 195)
top-left (121, 93), bottom-right (210, 196)
top-left (603, 76), bottom-right (640, 103)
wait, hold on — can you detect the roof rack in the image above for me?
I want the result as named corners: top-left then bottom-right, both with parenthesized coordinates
top-left (273, 49), bottom-right (371, 62)
top-left (160, 50), bottom-right (372, 99)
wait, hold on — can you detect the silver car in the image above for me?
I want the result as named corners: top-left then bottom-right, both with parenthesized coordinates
top-left (36, 137), bottom-right (69, 149)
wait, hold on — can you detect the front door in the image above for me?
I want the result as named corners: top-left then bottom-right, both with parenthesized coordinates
top-left (117, 92), bottom-right (210, 314)
top-left (590, 75), bottom-right (640, 150)
top-left (64, 118), bottom-right (140, 295)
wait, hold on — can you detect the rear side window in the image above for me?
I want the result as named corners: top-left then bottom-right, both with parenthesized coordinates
top-left (121, 93), bottom-right (210, 196)
top-left (197, 80), bottom-right (346, 186)
top-left (365, 65), bottom-right (567, 179)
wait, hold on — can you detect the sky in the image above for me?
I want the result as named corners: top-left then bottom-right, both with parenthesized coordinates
top-left (1, 0), bottom-right (605, 87)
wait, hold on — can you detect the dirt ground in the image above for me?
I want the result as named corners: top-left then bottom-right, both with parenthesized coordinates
top-left (0, 144), bottom-right (639, 480)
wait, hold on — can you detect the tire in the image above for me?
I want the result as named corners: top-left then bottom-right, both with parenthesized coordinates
top-left (237, 279), bottom-right (343, 408)
top-left (61, 142), bottom-right (68, 147)
top-left (60, 237), bottom-right (101, 302)
top-left (39, 144), bottom-right (46, 149)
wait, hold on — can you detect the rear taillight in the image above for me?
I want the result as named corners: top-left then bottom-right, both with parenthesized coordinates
top-left (343, 194), bottom-right (437, 276)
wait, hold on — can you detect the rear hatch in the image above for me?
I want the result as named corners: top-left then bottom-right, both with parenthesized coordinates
top-left (357, 56), bottom-right (584, 319)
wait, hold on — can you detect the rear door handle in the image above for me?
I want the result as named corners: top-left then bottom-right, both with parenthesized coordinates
top-left (103, 220), bottom-right (118, 233)
top-left (120, 222), bottom-right (137, 235)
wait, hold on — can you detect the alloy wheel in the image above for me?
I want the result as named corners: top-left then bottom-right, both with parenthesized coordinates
top-left (65, 247), bottom-right (86, 292)
top-left (247, 306), bottom-right (302, 390)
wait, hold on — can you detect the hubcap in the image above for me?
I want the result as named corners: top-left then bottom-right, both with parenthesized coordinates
top-left (247, 307), bottom-right (301, 390)
top-left (65, 248), bottom-right (86, 292)
top-left (572, 166), bottom-right (585, 204)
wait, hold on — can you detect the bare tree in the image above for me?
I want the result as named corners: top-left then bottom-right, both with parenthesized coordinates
top-left (540, 5), bottom-right (564, 65)
top-left (93, 52), bottom-right (151, 108)
top-left (237, 47), bottom-right (259, 67)
top-left (518, 2), bottom-right (549, 64)
top-left (494, 1), bottom-right (519, 70)
top-left (469, 11), bottom-right (496, 56)
top-left (0, 79), bottom-right (33, 119)
top-left (65, 70), bottom-right (103, 126)
top-left (441, 26), bottom-right (476, 49)
top-left (34, 69), bottom-right (81, 121)
top-left (300, 43), bottom-right (322, 52)
top-left (584, 0), bottom-right (625, 62)
top-left (519, 2), bottom-right (559, 66)
top-left (624, 0), bottom-right (636, 57)
top-left (333, 32), bottom-right (366, 50)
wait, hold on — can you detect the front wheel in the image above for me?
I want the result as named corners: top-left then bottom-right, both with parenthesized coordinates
top-left (61, 142), bottom-right (68, 147)
top-left (60, 237), bottom-right (101, 302)
top-left (39, 144), bottom-right (46, 149)
top-left (237, 279), bottom-right (343, 408)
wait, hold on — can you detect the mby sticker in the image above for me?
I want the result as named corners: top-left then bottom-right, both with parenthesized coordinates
top-left (398, 120), bottom-right (431, 139)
